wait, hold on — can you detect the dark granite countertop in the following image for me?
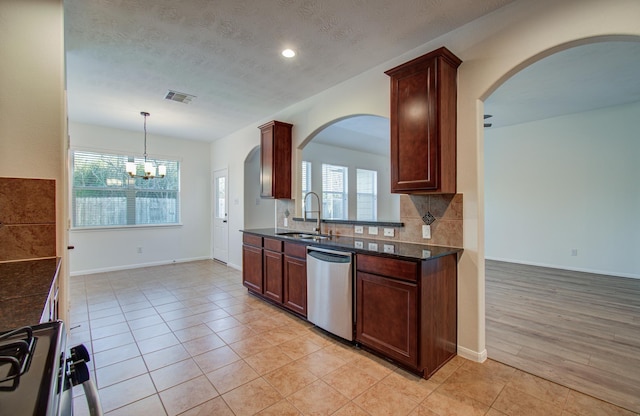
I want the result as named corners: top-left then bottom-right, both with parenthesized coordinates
top-left (0, 258), bottom-right (60, 331)
top-left (241, 228), bottom-right (462, 261)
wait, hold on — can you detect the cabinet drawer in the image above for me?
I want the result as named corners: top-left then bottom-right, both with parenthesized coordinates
top-left (284, 242), bottom-right (307, 258)
top-left (243, 233), bottom-right (262, 247)
top-left (357, 254), bottom-right (418, 282)
top-left (264, 237), bottom-right (283, 252)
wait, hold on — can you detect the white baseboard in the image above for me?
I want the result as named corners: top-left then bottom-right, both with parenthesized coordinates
top-left (70, 256), bottom-right (212, 276)
top-left (485, 256), bottom-right (640, 280)
top-left (226, 262), bottom-right (242, 271)
top-left (457, 345), bottom-right (487, 363)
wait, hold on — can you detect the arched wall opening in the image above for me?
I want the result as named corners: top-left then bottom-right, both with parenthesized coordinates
top-left (244, 145), bottom-right (276, 229)
top-left (478, 36), bottom-right (640, 411)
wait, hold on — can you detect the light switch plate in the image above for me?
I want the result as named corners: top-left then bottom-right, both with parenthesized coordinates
top-left (383, 228), bottom-right (394, 237)
top-left (283, 218), bottom-right (288, 227)
top-left (422, 224), bottom-right (431, 239)
top-left (368, 226), bottom-right (378, 235)
top-left (354, 225), bottom-right (364, 234)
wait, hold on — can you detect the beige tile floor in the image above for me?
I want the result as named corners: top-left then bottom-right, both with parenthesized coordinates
top-left (69, 260), bottom-right (638, 416)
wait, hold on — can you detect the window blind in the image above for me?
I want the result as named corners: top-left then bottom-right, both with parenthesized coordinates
top-left (356, 168), bottom-right (377, 221)
top-left (321, 163), bottom-right (348, 220)
top-left (72, 150), bottom-right (180, 227)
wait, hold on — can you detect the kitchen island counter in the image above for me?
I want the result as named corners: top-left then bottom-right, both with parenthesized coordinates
top-left (0, 257), bottom-right (60, 331)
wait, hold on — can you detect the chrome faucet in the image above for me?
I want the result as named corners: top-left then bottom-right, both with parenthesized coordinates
top-left (303, 191), bottom-right (322, 235)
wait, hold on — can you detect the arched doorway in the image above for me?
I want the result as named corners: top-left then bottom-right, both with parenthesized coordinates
top-left (482, 39), bottom-right (640, 412)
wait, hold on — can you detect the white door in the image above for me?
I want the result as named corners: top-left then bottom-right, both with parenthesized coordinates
top-left (213, 169), bottom-right (229, 263)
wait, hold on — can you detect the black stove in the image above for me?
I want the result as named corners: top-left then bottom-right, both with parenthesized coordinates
top-left (0, 321), bottom-right (102, 416)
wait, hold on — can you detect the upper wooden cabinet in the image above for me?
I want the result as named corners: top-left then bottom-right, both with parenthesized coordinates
top-left (385, 47), bottom-right (462, 194)
top-left (259, 120), bottom-right (293, 199)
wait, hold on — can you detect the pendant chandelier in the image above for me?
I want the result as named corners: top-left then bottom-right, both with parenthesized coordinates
top-left (125, 111), bottom-right (166, 179)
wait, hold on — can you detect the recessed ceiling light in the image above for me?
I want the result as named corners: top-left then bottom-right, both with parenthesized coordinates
top-left (282, 49), bottom-right (296, 58)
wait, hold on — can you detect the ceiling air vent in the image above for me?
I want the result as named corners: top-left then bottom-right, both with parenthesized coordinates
top-left (164, 90), bottom-right (196, 104)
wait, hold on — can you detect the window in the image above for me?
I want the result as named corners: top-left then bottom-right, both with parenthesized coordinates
top-left (357, 169), bottom-right (377, 221)
top-left (72, 150), bottom-right (180, 227)
top-left (322, 163), bottom-right (348, 220)
top-left (301, 160), bottom-right (312, 200)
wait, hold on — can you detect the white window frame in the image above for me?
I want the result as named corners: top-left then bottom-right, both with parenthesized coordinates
top-left (321, 163), bottom-right (348, 220)
top-left (71, 149), bottom-right (181, 229)
top-left (301, 160), bottom-right (312, 200)
top-left (356, 168), bottom-right (378, 221)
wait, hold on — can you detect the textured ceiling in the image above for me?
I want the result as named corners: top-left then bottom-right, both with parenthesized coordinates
top-left (65, 0), bottom-right (516, 142)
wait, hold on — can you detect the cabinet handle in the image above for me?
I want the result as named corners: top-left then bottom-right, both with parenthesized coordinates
top-left (67, 245), bottom-right (75, 250)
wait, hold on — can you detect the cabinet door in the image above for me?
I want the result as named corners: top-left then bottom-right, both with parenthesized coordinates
top-left (259, 121), bottom-right (292, 199)
top-left (386, 47), bottom-right (461, 194)
top-left (242, 244), bottom-right (263, 293)
top-left (263, 249), bottom-right (284, 303)
top-left (356, 271), bottom-right (418, 368)
top-left (283, 255), bottom-right (307, 316)
top-left (390, 58), bottom-right (438, 193)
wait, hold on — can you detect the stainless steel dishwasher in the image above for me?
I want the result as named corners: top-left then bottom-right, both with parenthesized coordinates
top-left (306, 246), bottom-right (354, 341)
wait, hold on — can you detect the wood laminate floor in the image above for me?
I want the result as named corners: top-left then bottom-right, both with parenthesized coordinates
top-left (486, 260), bottom-right (640, 413)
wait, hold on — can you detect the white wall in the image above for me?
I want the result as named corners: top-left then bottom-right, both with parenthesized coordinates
top-left (68, 122), bottom-right (212, 275)
top-left (212, 0), bottom-right (640, 360)
top-left (303, 142), bottom-right (400, 221)
top-left (0, 1), bottom-right (68, 318)
top-left (244, 146), bottom-right (276, 229)
top-left (485, 102), bottom-right (640, 279)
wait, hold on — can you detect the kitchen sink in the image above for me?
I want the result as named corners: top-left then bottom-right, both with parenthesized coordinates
top-left (277, 232), bottom-right (315, 238)
top-left (276, 232), bottom-right (331, 240)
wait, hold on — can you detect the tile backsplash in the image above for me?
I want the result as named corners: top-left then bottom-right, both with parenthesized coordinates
top-left (276, 193), bottom-right (463, 248)
top-left (0, 177), bottom-right (56, 262)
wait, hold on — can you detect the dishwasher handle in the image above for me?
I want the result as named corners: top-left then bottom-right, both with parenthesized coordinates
top-left (307, 247), bottom-right (352, 263)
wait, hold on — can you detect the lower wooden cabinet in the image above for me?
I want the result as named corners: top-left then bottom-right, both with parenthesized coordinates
top-left (283, 243), bottom-right (307, 316)
top-left (355, 252), bottom-right (458, 379)
top-left (242, 234), bottom-right (263, 293)
top-left (263, 238), bottom-right (284, 303)
top-left (242, 232), bottom-right (458, 379)
top-left (242, 233), bottom-right (307, 318)
top-left (356, 271), bottom-right (418, 367)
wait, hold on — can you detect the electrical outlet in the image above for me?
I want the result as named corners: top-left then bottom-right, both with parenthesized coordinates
top-left (571, 248), bottom-right (578, 256)
top-left (283, 218), bottom-right (288, 227)
top-left (422, 249), bottom-right (432, 258)
top-left (354, 225), bottom-right (364, 234)
top-left (367, 242), bottom-right (378, 251)
top-left (383, 228), bottom-right (394, 237)
top-left (137, 247), bottom-right (143, 254)
top-left (354, 240), bottom-right (364, 249)
top-left (422, 224), bottom-right (431, 239)
top-left (383, 244), bottom-right (395, 254)
top-left (368, 226), bottom-right (378, 235)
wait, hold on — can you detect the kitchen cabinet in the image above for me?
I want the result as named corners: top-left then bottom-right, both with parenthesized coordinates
top-left (242, 233), bottom-right (308, 318)
top-left (385, 47), bottom-right (462, 194)
top-left (259, 120), bottom-right (293, 199)
top-left (263, 238), bottom-right (284, 303)
top-left (283, 242), bottom-right (307, 316)
top-left (355, 252), bottom-right (458, 379)
top-left (242, 234), bottom-right (263, 293)
top-left (356, 271), bottom-right (418, 367)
